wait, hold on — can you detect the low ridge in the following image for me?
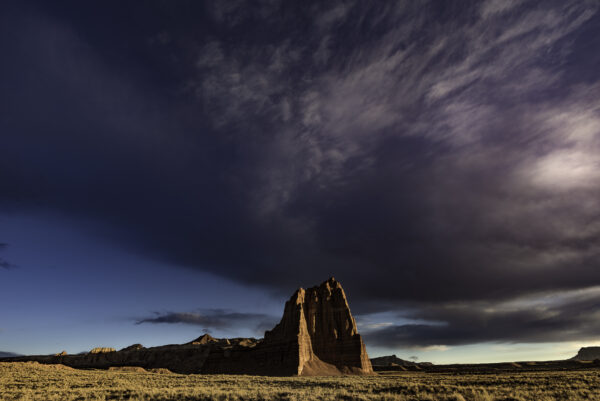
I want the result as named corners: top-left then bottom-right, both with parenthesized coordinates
top-left (371, 355), bottom-right (418, 367)
top-left (0, 352), bottom-right (21, 358)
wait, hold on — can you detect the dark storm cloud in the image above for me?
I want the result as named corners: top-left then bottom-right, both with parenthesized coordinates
top-left (364, 286), bottom-right (600, 347)
top-left (135, 309), bottom-right (277, 334)
top-left (1, 0), bottom-right (600, 347)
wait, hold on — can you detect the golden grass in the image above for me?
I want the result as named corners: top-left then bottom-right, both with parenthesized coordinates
top-left (1, 362), bottom-right (599, 401)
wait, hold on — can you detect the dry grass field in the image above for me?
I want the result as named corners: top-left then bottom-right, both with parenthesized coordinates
top-left (1, 362), bottom-right (599, 401)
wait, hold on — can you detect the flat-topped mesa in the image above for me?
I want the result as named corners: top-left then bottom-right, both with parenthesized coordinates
top-left (89, 347), bottom-right (116, 354)
top-left (571, 347), bottom-right (600, 361)
top-left (264, 277), bottom-right (373, 375)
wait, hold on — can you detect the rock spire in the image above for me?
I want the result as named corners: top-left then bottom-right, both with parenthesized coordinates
top-left (263, 277), bottom-right (373, 375)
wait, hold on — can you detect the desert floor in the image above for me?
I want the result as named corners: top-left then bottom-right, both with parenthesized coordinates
top-left (1, 361), bottom-right (599, 401)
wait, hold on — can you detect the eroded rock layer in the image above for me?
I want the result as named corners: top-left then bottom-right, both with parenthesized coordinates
top-left (1, 278), bottom-right (372, 376)
top-left (264, 277), bottom-right (373, 375)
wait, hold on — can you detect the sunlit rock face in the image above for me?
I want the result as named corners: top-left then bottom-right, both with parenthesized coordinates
top-left (264, 277), bottom-right (373, 375)
top-left (0, 278), bottom-right (372, 376)
top-left (88, 347), bottom-right (115, 354)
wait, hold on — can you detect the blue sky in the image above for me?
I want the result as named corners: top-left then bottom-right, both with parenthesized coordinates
top-left (1, 0), bottom-right (600, 364)
top-left (0, 212), bottom-right (281, 355)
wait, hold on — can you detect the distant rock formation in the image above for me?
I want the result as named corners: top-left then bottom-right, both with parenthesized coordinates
top-left (190, 334), bottom-right (217, 345)
top-left (108, 366), bottom-right (147, 372)
top-left (54, 351), bottom-right (68, 356)
top-left (120, 344), bottom-right (145, 352)
top-left (263, 277), bottom-right (373, 375)
top-left (0, 278), bottom-right (372, 376)
top-left (571, 347), bottom-right (600, 361)
top-left (370, 354), bottom-right (433, 368)
top-left (89, 347), bottom-right (116, 354)
top-left (371, 354), bottom-right (416, 367)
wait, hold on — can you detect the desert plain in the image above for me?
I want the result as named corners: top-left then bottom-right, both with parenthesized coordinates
top-left (2, 360), bottom-right (600, 401)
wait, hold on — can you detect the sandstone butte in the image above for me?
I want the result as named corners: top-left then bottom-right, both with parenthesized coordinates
top-left (1, 277), bottom-right (373, 376)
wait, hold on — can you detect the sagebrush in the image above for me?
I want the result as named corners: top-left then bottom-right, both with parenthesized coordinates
top-left (1, 362), bottom-right (599, 401)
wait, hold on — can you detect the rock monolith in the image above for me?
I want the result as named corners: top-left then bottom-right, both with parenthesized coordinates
top-left (262, 277), bottom-right (373, 375)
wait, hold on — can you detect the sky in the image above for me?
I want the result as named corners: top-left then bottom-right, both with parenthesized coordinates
top-left (1, 0), bottom-right (600, 364)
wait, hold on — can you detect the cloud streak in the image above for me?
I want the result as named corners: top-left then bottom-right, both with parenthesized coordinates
top-left (364, 286), bottom-right (600, 347)
top-left (135, 309), bottom-right (277, 335)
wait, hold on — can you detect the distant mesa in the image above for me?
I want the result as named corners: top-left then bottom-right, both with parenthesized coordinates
top-left (571, 347), bottom-right (600, 361)
top-left (54, 351), bottom-right (68, 356)
top-left (370, 354), bottom-right (413, 367)
top-left (0, 278), bottom-right (373, 376)
top-left (370, 354), bottom-right (432, 368)
top-left (89, 347), bottom-right (116, 354)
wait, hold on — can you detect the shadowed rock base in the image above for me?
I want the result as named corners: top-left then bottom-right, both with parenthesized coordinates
top-left (1, 278), bottom-right (373, 376)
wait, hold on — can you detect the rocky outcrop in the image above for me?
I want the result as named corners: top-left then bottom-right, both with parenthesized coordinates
top-left (371, 355), bottom-right (414, 367)
top-left (370, 354), bottom-right (433, 368)
top-left (263, 277), bottom-right (373, 375)
top-left (0, 278), bottom-right (372, 376)
top-left (190, 334), bottom-right (217, 345)
top-left (108, 366), bottom-right (147, 372)
top-left (89, 347), bottom-right (116, 354)
top-left (571, 347), bottom-right (600, 361)
top-left (120, 344), bottom-right (144, 352)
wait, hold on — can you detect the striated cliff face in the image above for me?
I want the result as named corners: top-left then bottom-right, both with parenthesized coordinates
top-left (0, 278), bottom-right (372, 376)
top-left (264, 277), bottom-right (372, 375)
